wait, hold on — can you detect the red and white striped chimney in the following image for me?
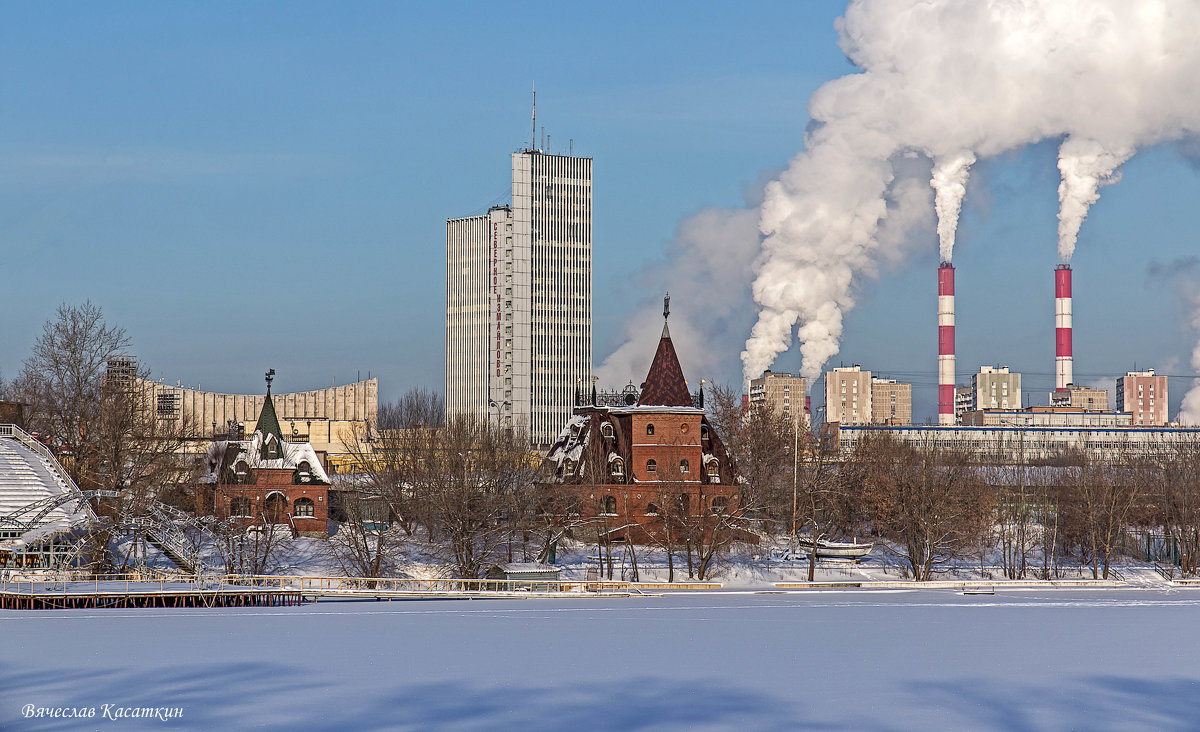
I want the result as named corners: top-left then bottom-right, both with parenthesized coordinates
top-left (938, 262), bottom-right (955, 426)
top-left (1055, 264), bottom-right (1073, 390)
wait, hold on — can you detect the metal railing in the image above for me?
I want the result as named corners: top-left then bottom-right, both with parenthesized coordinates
top-left (224, 574), bottom-right (630, 594)
top-left (0, 425), bottom-right (91, 515)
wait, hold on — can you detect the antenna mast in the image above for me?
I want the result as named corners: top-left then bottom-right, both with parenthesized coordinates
top-left (531, 84), bottom-right (537, 151)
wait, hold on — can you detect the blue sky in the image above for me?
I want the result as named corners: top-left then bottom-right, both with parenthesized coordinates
top-left (2, 2), bottom-right (1198, 420)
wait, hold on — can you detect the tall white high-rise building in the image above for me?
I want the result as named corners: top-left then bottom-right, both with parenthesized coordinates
top-left (447, 148), bottom-right (592, 448)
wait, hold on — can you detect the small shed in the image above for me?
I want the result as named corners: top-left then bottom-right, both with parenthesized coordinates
top-left (486, 562), bottom-right (562, 590)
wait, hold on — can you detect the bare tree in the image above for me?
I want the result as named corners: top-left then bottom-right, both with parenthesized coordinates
top-left (851, 433), bottom-right (993, 581)
top-left (13, 302), bottom-right (130, 485)
top-left (211, 518), bottom-right (294, 576)
top-left (415, 413), bottom-right (536, 579)
top-left (1058, 445), bottom-right (1147, 579)
top-left (324, 494), bottom-right (403, 579)
top-left (796, 436), bottom-right (844, 582)
top-left (707, 383), bottom-right (793, 533)
top-left (12, 302), bottom-right (197, 493)
top-left (1155, 439), bottom-right (1200, 575)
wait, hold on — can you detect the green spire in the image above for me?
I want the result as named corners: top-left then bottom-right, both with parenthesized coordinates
top-left (257, 393), bottom-right (283, 443)
top-left (257, 369), bottom-right (284, 459)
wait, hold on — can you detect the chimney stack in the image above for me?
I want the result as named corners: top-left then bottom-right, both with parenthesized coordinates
top-left (1055, 264), bottom-right (1073, 390)
top-left (938, 262), bottom-right (955, 426)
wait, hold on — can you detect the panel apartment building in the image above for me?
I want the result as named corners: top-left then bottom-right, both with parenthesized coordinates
top-left (824, 366), bottom-right (912, 425)
top-left (747, 370), bottom-right (808, 426)
top-left (447, 148), bottom-right (592, 449)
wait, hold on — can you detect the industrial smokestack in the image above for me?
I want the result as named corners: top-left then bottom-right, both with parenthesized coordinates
top-left (938, 262), bottom-right (955, 426)
top-left (1055, 264), bottom-right (1073, 390)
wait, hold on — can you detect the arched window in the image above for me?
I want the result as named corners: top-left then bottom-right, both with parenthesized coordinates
top-left (646, 502), bottom-right (660, 516)
top-left (706, 460), bottom-right (720, 482)
top-left (701, 424), bottom-right (711, 443)
top-left (711, 496), bottom-right (729, 514)
top-left (294, 497), bottom-right (315, 517)
top-left (601, 422), bottom-right (614, 438)
top-left (601, 495), bottom-right (617, 515)
top-left (230, 497), bottom-right (252, 516)
top-left (233, 461), bottom-right (251, 484)
top-left (677, 493), bottom-right (690, 515)
top-left (295, 460), bottom-right (312, 484)
top-left (610, 458), bottom-right (624, 477)
top-left (679, 459), bottom-right (690, 474)
top-left (646, 459), bottom-right (657, 473)
top-left (646, 423), bottom-right (655, 436)
top-left (563, 458), bottom-right (576, 473)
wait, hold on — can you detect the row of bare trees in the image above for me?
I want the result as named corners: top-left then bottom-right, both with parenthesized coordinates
top-left (709, 386), bottom-right (1200, 581)
top-left (334, 395), bottom-right (543, 579)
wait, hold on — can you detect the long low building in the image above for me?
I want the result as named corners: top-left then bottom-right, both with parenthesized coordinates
top-left (824, 423), bottom-right (1200, 461)
top-left (130, 376), bottom-right (378, 462)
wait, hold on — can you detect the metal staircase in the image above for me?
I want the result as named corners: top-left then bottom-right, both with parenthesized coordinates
top-left (0, 424), bottom-right (217, 573)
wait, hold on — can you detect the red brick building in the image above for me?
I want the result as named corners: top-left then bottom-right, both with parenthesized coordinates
top-left (196, 387), bottom-right (330, 537)
top-left (541, 299), bottom-right (742, 544)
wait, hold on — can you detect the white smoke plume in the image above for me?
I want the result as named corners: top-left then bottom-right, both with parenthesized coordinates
top-left (1057, 138), bottom-right (1133, 262)
top-left (1177, 281), bottom-right (1200, 426)
top-left (931, 152), bottom-right (975, 263)
top-left (742, 0), bottom-right (1200, 385)
top-left (595, 205), bottom-right (760, 389)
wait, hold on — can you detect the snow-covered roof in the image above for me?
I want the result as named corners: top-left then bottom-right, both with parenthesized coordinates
top-left (201, 431), bottom-right (330, 484)
top-left (0, 436), bottom-right (92, 542)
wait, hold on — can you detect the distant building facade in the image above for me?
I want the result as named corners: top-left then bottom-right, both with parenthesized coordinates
top-left (954, 386), bottom-right (974, 423)
top-left (824, 366), bottom-right (872, 425)
top-left (748, 370), bottom-right (808, 426)
top-left (127, 372), bottom-right (377, 464)
top-left (1050, 384), bottom-right (1108, 411)
top-left (870, 378), bottom-right (912, 425)
top-left (1117, 370), bottom-right (1168, 426)
top-left (972, 366), bottom-right (1021, 411)
top-left (960, 407), bottom-right (1132, 428)
top-left (827, 422), bottom-right (1200, 462)
top-left (447, 147), bottom-right (592, 449)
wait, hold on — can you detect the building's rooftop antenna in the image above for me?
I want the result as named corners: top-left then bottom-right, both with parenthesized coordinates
top-left (531, 83), bottom-right (537, 152)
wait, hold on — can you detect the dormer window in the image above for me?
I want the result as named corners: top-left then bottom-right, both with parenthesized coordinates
top-left (570, 423), bottom-right (581, 438)
top-left (563, 458), bottom-right (576, 473)
top-left (234, 461), bottom-right (251, 484)
top-left (601, 422), bottom-right (614, 438)
top-left (706, 460), bottom-right (720, 482)
top-left (295, 460), bottom-right (312, 484)
top-left (610, 458), bottom-right (624, 477)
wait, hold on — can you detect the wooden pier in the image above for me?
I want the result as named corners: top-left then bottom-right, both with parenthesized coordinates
top-left (0, 576), bottom-right (303, 610)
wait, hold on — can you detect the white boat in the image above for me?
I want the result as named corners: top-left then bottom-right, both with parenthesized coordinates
top-left (791, 536), bottom-right (873, 560)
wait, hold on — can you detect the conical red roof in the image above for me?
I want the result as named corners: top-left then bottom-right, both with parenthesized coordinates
top-left (638, 323), bottom-right (693, 407)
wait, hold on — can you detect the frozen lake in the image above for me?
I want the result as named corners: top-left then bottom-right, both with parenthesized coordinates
top-left (4, 588), bottom-right (1200, 730)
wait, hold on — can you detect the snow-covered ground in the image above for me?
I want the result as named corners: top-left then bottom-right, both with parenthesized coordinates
top-left (5, 588), bottom-right (1200, 730)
